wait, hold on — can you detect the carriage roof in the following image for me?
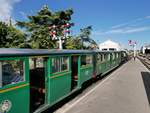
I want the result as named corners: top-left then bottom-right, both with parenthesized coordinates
top-left (0, 48), bottom-right (122, 57)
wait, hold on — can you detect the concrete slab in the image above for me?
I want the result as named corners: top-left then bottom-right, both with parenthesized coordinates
top-left (55, 59), bottom-right (150, 113)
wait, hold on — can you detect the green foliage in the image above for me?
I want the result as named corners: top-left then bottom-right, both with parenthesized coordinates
top-left (17, 5), bottom-right (73, 49)
top-left (0, 5), bottom-right (98, 50)
top-left (64, 26), bottom-right (98, 50)
top-left (78, 26), bottom-right (98, 49)
top-left (63, 36), bottom-right (82, 49)
top-left (7, 25), bottom-right (26, 48)
top-left (0, 21), bottom-right (26, 48)
top-left (0, 22), bottom-right (8, 47)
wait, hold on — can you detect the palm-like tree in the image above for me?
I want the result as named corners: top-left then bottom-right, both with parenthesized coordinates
top-left (79, 26), bottom-right (98, 49)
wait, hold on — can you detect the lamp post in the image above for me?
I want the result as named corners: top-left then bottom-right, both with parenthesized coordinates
top-left (49, 23), bottom-right (72, 50)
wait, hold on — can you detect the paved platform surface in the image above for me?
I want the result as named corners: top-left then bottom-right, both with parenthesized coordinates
top-left (55, 59), bottom-right (150, 113)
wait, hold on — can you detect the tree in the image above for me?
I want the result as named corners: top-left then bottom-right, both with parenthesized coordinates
top-left (6, 25), bottom-right (26, 48)
top-left (0, 21), bottom-right (26, 48)
top-left (78, 26), bottom-right (98, 49)
top-left (63, 36), bottom-right (82, 49)
top-left (17, 5), bottom-right (73, 49)
top-left (0, 22), bottom-right (8, 47)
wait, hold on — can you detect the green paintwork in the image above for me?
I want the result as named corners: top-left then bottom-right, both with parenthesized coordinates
top-left (0, 49), bottom-right (126, 113)
top-left (80, 65), bottom-right (93, 85)
top-left (48, 71), bottom-right (71, 105)
top-left (0, 84), bottom-right (29, 113)
top-left (47, 56), bottom-right (71, 105)
top-left (96, 63), bottom-right (102, 75)
top-left (77, 56), bottom-right (81, 88)
top-left (0, 57), bottom-right (29, 113)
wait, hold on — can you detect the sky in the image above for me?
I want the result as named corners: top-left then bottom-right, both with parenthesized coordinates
top-left (0, 0), bottom-right (150, 49)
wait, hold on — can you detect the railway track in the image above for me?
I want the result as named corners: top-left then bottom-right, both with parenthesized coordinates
top-left (138, 55), bottom-right (150, 70)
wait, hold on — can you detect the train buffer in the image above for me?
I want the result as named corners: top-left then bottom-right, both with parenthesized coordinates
top-left (55, 59), bottom-right (150, 113)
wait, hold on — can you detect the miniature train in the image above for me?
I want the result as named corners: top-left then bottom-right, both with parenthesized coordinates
top-left (0, 49), bottom-right (128, 113)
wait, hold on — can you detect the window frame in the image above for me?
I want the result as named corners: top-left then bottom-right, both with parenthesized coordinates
top-left (0, 57), bottom-right (27, 89)
top-left (51, 56), bottom-right (70, 74)
top-left (112, 53), bottom-right (115, 60)
top-left (116, 53), bottom-right (118, 58)
top-left (97, 53), bottom-right (101, 63)
top-left (81, 54), bottom-right (93, 67)
top-left (107, 53), bottom-right (111, 61)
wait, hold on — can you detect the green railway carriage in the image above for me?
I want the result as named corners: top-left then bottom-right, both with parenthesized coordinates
top-left (95, 51), bottom-right (122, 77)
top-left (121, 51), bottom-right (128, 63)
top-left (0, 49), bottom-right (127, 113)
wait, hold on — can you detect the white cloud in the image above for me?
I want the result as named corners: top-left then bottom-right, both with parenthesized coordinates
top-left (124, 27), bottom-right (150, 33)
top-left (145, 16), bottom-right (150, 19)
top-left (111, 23), bottom-right (128, 29)
top-left (117, 27), bottom-right (149, 34)
top-left (111, 17), bottom-right (147, 29)
top-left (93, 16), bottom-right (150, 36)
top-left (93, 26), bottom-right (150, 35)
top-left (0, 0), bottom-right (21, 22)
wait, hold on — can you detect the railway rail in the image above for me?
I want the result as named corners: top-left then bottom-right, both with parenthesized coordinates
top-left (138, 54), bottom-right (150, 70)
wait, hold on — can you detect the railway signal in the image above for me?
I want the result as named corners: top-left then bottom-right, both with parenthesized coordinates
top-left (48, 23), bottom-right (73, 49)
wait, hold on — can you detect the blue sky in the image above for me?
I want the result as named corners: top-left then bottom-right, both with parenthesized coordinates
top-left (0, 0), bottom-right (150, 49)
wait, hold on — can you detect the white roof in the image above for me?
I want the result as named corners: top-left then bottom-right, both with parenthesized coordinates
top-left (99, 40), bottom-right (121, 51)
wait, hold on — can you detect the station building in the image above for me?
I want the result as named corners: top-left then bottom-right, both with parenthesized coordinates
top-left (141, 44), bottom-right (150, 54)
top-left (99, 40), bottom-right (122, 51)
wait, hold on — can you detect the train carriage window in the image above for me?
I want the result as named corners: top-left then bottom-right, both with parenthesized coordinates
top-left (101, 54), bottom-right (104, 62)
top-left (52, 56), bottom-right (69, 73)
top-left (112, 53), bottom-right (115, 60)
top-left (116, 53), bottom-right (118, 58)
top-left (103, 54), bottom-right (105, 61)
top-left (100, 54), bottom-right (102, 62)
top-left (81, 55), bottom-right (93, 66)
top-left (0, 60), bottom-right (24, 87)
top-left (111, 53), bottom-right (113, 60)
top-left (108, 54), bottom-right (110, 61)
top-left (36, 58), bottom-right (44, 68)
top-left (114, 53), bottom-right (116, 59)
top-left (29, 58), bottom-right (44, 69)
top-left (97, 54), bottom-right (101, 63)
top-left (104, 54), bottom-right (107, 61)
top-left (61, 56), bottom-right (69, 71)
top-left (86, 55), bottom-right (93, 64)
top-left (115, 53), bottom-right (117, 58)
top-left (123, 52), bottom-right (126, 57)
top-left (81, 55), bottom-right (86, 66)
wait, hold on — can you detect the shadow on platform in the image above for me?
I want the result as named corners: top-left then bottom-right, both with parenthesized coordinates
top-left (141, 71), bottom-right (150, 105)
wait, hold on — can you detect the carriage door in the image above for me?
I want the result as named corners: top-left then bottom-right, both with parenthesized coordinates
top-left (29, 57), bottom-right (47, 112)
top-left (71, 56), bottom-right (79, 90)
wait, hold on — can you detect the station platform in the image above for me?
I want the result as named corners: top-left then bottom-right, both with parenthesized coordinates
top-left (55, 59), bottom-right (150, 113)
